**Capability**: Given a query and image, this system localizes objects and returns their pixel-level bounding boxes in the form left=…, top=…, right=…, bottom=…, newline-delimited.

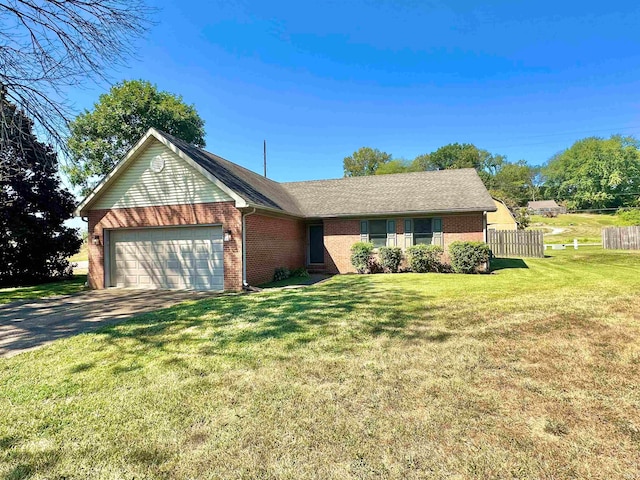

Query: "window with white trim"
left=360, top=219, right=396, bottom=247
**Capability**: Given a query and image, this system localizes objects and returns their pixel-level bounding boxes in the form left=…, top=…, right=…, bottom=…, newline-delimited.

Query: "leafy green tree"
left=543, top=135, right=640, bottom=209
left=375, top=159, right=419, bottom=175
left=488, top=161, right=538, bottom=207
left=414, top=143, right=505, bottom=183
left=343, top=147, right=392, bottom=177
left=0, top=96, right=81, bottom=286
left=65, top=80, right=206, bottom=195
left=427, top=143, right=483, bottom=170
left=411, top=153, right=431, bottom=171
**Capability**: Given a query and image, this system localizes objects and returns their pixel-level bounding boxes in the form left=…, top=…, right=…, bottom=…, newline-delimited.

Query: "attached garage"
left=107, top=226, right=224, bottom=291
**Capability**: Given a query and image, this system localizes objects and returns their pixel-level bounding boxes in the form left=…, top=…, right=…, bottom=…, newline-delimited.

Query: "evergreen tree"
left=0, top=97, right=81, bottom=286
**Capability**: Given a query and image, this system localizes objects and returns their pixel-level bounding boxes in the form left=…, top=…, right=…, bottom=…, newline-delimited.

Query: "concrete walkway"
left=0, top=289, right=216, bottom=358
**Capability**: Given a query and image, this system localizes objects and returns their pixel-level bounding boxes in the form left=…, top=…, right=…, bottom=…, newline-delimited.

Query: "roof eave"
left=301, top=206, right=497, bottom=219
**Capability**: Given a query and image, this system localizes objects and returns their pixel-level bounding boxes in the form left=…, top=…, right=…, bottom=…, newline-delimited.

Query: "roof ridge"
left=281, top=168, right=479, bottom=185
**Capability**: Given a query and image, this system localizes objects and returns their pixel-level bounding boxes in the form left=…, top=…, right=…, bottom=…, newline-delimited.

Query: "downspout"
left=81, top=216, right=89, bottom=287
left=241, top=207, right=257, bottom=288
left=482, top=211, right=488, bottom=243
left=483, top=211, right=490, bottom=272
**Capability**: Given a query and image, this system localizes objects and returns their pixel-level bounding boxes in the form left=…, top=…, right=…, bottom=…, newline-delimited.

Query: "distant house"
left=527, top=200, right=566, bottom=216
left=487, top=199, right=517, bottom=230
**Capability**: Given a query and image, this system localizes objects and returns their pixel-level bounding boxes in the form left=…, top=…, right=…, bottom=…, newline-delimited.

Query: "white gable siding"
left=92, top=139, right=232, bottom=210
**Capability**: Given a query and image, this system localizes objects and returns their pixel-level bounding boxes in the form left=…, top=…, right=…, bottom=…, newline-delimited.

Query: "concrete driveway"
left=0, top=289, right=217, bottom=358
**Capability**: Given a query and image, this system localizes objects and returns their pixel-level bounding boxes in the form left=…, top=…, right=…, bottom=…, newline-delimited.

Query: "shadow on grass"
left=94, top=275, right=447, bottom=364
left=491, top=258, right=529, bottom=271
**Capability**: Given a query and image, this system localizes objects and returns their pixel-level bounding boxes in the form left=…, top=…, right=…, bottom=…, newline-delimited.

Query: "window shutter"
left=404, top=219, right=413, bottom=248
left=386, top=220, right=396, bottom=246
left=432, top=217, right=443, bottom=247
left=360, top=220, right=369, bottom=243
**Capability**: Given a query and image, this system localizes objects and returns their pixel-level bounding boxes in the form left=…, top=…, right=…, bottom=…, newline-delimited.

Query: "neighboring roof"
left=281, top=169, right=496, bottom=217
left=528, top=200, right=560, bottom=209
left=77, top=129, right=497, bottom=218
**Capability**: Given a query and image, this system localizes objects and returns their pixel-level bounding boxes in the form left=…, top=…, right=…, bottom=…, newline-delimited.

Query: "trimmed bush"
left=449, top=241, right=491, bottom=274
left=350, top=242, right=375, bottom=274
left=273, top=267, right=291, bottom=282
left=406, top=244, right=444, bottom=273
left=378, top=246, right=403, bottom=273
left=291, top=267, right=310, bottom=278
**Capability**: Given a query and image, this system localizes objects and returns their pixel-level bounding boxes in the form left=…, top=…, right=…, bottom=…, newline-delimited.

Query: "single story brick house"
left=76, top=128, right=497, bottom=291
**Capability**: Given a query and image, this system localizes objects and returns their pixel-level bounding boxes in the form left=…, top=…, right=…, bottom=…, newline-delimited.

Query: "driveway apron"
left=0, top=289, right=215, bottom=358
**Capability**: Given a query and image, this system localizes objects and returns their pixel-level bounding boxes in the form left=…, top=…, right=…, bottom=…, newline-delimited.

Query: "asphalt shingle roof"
left=281, top=169, right=496, bottom=217
left=159, top=131, right=496, bottom=218
left=527, top=200, right=560, bottom=209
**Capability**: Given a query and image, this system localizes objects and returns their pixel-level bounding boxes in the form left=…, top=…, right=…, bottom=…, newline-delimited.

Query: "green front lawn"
left=1, top=250, right=640, bottom=478
left=0, top=275, right=87, bottom=305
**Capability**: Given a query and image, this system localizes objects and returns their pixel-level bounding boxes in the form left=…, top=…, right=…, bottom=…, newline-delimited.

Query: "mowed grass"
left=529, top=213, right=624, bottom=244
left=2, top=250, right=640, bottom=479
left=0, top=275, right=87, bottom=305
left=69, top=242, right=88, bottom=262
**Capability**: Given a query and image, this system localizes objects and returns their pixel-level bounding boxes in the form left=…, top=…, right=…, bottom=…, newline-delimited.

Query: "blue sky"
left=70, top=0, right=640, bottom=183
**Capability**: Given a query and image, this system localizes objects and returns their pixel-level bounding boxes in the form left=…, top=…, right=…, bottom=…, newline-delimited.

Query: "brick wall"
left=245, top=213, right=306, bottom=286
left=323, top=213, right=485, bottom=273
left=87, top=202, right=242, bottom=291
left=323, top=219, right=361, bottom=273
left=442, top=214, right=484, bottom=249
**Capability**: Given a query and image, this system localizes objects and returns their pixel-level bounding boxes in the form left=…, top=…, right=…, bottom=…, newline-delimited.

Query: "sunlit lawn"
left=69, top=242, right=88, bottom=262
left=0, top=275, right=87, bottom=305
left=1, top=249, right=639, bottom=479
left=529, top=213, right=624, bottom=244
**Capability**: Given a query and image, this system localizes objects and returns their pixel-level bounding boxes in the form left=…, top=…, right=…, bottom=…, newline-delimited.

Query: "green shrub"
left=617, top=208, right=640, bottom=226
left=406, top=244, right=444, bottom=273
left=378, top=246, right=403, bottom=273
left=350, top=242, right=375, bottom=274
left=291, top=267, right=310, bottom=278
left=514, top=207, right=530, bottom=230
left=273, top=267, right=291, bottom=282
left=449, top=241, right=491, bottom=274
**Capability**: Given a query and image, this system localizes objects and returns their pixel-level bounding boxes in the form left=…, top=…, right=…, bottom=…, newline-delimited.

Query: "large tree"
left=0, top=0, right=153, bottom=152
left=343, top=147, right=392, bottom=177
left=411, top=143, right=505, bottom=183
left=65, top=80, right=206, bottom=195
left=543, top=135, right=640, bottom=209
left=488, top=161, right=539, bottom=208
left=0, top=96, right=81, bottom=286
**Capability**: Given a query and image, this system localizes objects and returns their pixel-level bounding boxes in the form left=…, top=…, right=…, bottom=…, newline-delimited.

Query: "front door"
left=309, top=225, right=324, bottom=264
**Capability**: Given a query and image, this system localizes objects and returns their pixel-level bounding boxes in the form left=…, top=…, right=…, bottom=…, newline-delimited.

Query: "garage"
left=108, top=226, right=224, bottom=290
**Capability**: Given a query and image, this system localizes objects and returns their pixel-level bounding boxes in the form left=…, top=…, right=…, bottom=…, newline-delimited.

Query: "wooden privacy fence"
left=602, top=226, right=640, bottom=250
left=487, top=229, right=545, bottom=258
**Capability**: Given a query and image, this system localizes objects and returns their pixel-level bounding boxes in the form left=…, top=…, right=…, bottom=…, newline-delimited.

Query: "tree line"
left=343, top=137, right=640, bottom=211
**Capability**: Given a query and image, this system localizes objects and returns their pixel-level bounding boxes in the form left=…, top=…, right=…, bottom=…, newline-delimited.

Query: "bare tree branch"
left=0, top=0, right=154, bottom=165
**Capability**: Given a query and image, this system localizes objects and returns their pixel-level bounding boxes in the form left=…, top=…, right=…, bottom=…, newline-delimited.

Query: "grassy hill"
left=528, top=213, right=627, bottom=244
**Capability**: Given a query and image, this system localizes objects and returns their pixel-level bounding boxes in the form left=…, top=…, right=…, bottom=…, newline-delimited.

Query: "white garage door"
left=109, top=226, right=224, bottom=290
